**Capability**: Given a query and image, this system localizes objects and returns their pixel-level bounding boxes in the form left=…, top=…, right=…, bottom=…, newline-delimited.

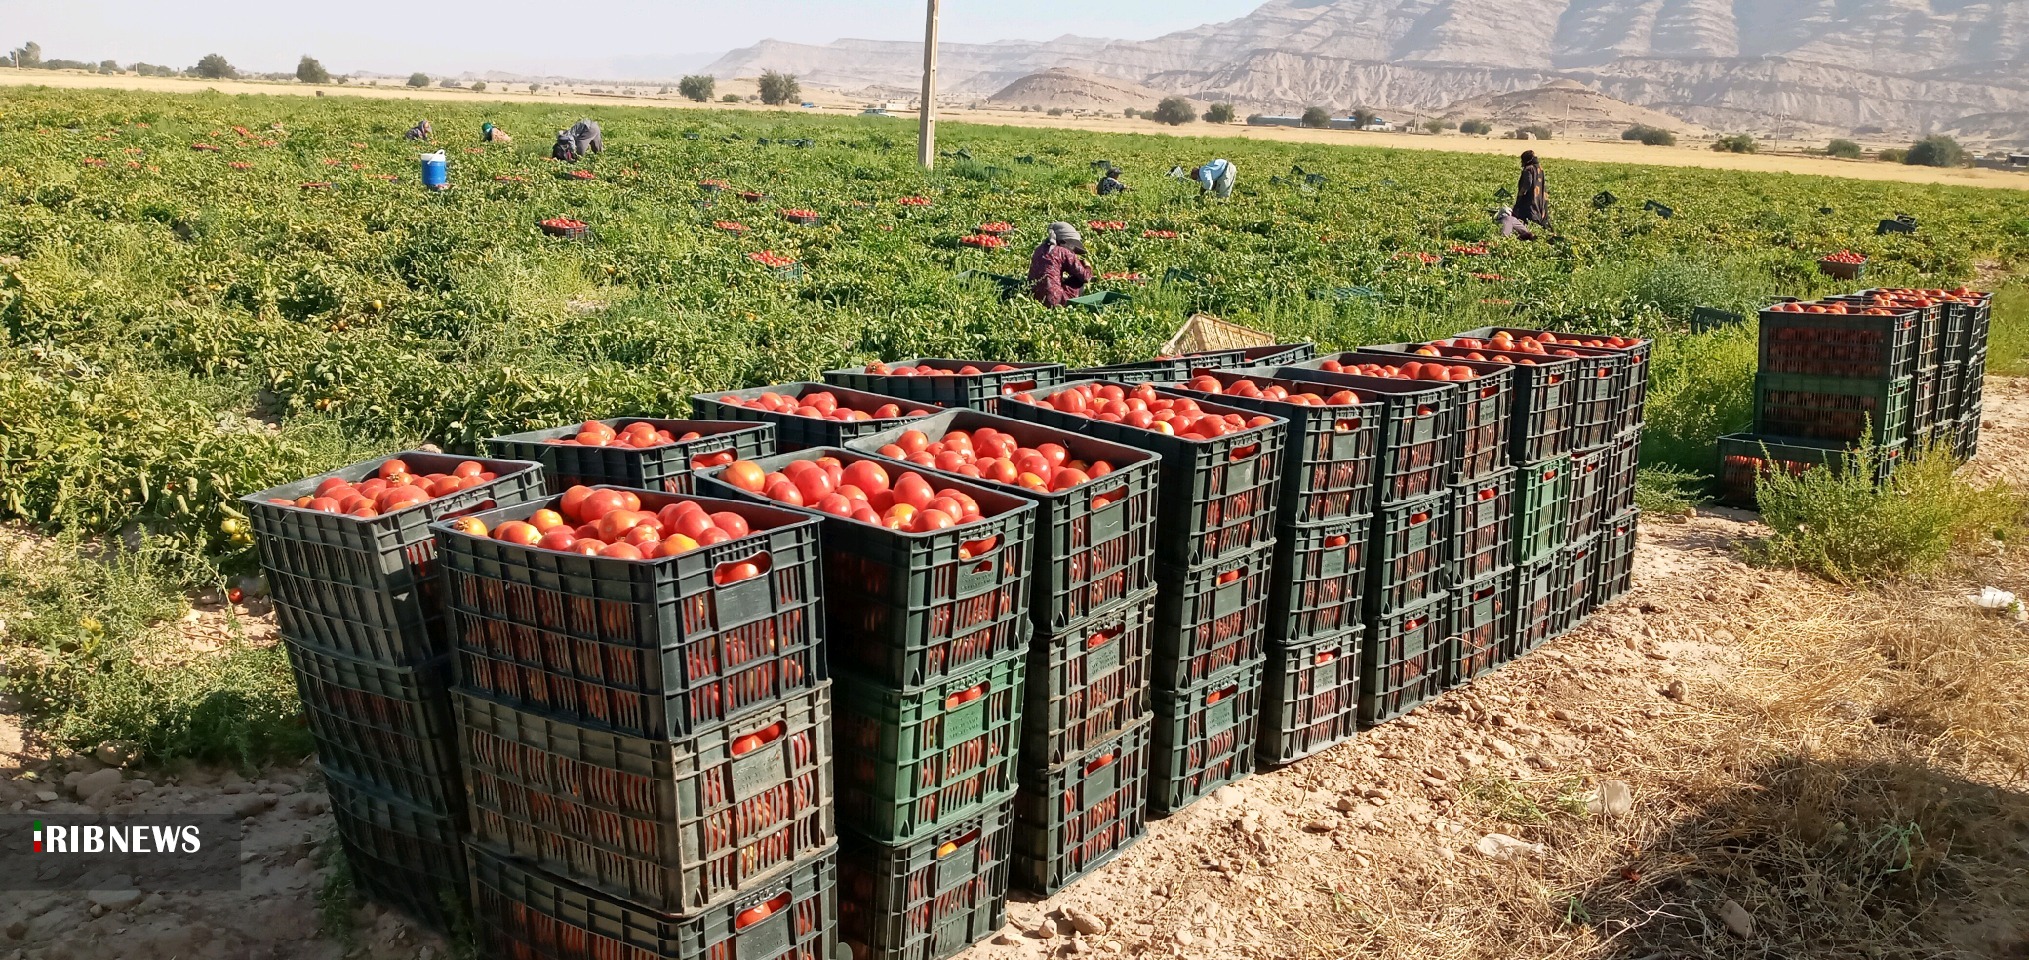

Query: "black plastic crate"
left=835, top=647, right=1024, bottom=844
left=1444, top=329, right=1651, bottom=434
left=1949, top=295, right=1993, bottom=364
left=999, top=381, right=1285, bottom=568
left=1210, top=343, right=1317, bottom=368
left=1419, top=345, right=1610, bottom=451
left=824, top=359, right=1067, bottom=411
left=435, top=489, right=825, bottom=740
left=459, top=685, right=834, bottom=915
left=1513, top=455, right=1569, bottom=566
left=1558, top=533, right=1601, bottom=628
left=839, top=801, right=1013, bottom=960
left=1911, top=368, right=1939, bottom=441
left=846, top=410, right=1157, bottom=635
left=1605, top=428, right=1641, bottom=520
left=1758, top=306, right=1920, bottom=380
left=690, top=382, right=943, bottom=451
left=1754, top=373, right=1912, bottom=447
left=1012, top=719, right=1149, bottom=895
left=1270, top=366, right=1456, bottom=505
left=470, top=841, right=840, bottom=960
left=1287, top=351, right=1516, bottom=482
left=325, top=773, right=469, bottom=933
left=1151, top=544, right=1274, bottom=693
left=1150, top=659, right=1263, bottom=816
left=1023, top=592, right=1153, bottom=770
left=696, top=449, right=1036, bottom=690
left=1450, top=468, right=1516, bottom=584
left=1062, top=354, right=1242, bottom=384
left=1344, top=347, right=1579, bottom=466
left=1359, top=593, right=1449, bottom=726
left=1956, top=411, right=1981, bottom=461
left=1257, top=630, right=1361, bottom=766
left=1593, top=509, right=1639, bottom=609
left=1368, top=491, right=1451, bottom=617
left=1448, top=570, right=1513, bottom=686
left=1267, top=516, right=1370, bottom=646
left=1170, top=370, right=1383, bottom=526
left=1716, top=434, right=1905, bottom=509
left=285, top=639, right=462, bottom=813
left=245, top=451, right=545, bottom=665
left=1830, top=293, right=1939, bottom=369
left=1936, top=361, right=1965, bottom=431
left=486, top=419, right=777, bottom=496
left=1565, top=444, right=1611, bottom=542
left=1508, top=553, right=1568, bottom=659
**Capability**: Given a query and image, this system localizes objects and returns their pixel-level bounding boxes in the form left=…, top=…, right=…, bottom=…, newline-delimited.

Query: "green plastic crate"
left=1023, top=592, right=1153, bottom=770
left=834, top=647, right=1025, bottom=844
left=1368, top=491, right=1451, bottom=617
left=1296, top=350, right=1521, bottom=482
left=1359, top=593, right=1448, bottom=726
left=1753, top=373, right=1912, bottom=447
left=1448, top=570, right=1513, bottom=686
left=1508, top=553, right=1568, bottom=659
left=1257, top=630, right=1362, bottom=766
left=1715, top=434, right=1904, bottom=509
left=1012, top=719, right=1150, bottom=895
left=1513, top=455, right=1570, bottom=565
left=1267, top=516, right=1371, bottom=646
left=1269, top=366, right=1458, bottom=505
left=840, top=801, right=1014, bottom=960
left=1170, top=370, right=1384, bottom=527
left=1151, top=543, right=1275, bottom=692
left=1151, top=658, right=1263, bottom=816
left=1451, top=468, right=1516, bottom=584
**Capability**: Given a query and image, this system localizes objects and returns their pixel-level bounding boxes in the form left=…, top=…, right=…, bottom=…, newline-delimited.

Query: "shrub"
left=1516, top=124, right=1554, bottom=141
left=1152, top=97, right=1197, bottom=126
left=1712, top=134, right=1758, bottom=153
left=98, top=59, right=119, bottom=74
left=679, top=74, right=715, bottom=102
left=1459, top=119, right=1492, bottom=135
left=758, top=70, right=800, bottom=106
left=1877, top=147, right=1908, bottom=163
left=1623, top=124, right=1676, bottom=146
left=407, top=72, right=429, bottom=88
left=1046, top=107, right=1065, bottom=117
left=1351, top=109, right=1377, bottom=130
left=469, top=81, right=485, bottom=92
left=1204, top=103, right=1236, bottom=124
left=1300, top=107, right=1332, bottom=129
left=193, top=53, right=236, bottom=80
left=1750, top=445, right=2023, bottom=583
left=1826, top=138, right=1863, bottom=159
left=1423, top=119, right=1452, bottom=134
left=295, top=55, right=329, bottom=84
left=722, top=93, right=742, bottom=103
left=1904, top=135, right=1966, bottom=168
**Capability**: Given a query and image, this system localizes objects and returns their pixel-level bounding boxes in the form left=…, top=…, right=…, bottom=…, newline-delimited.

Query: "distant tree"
left=1047, top=107, right=1066, bottom=117
left=679, top=75, right=715, bottom=102
left=1904, top=134, right=1965, bottom=167
left=98, top=59, right=119, bottom=74
left=723, top=93, right=743, bottom=103
left=529, top=83, right=542, bottom=93
left=1825, top=138, right=1863, bottom=159
left=1423, top=119, right=1448, bottom=134
left=1204, top=103, right=1236, bottom=124
left=1459, top=118, right=1492, bottom=135
left=1876, top=147, right=1909, bottom=163
left=10, top=42, right=41, bottom=68
left=1300, top=106, right=1332, bottom=129
left=469, top=81, right=485, bottom=92
left=1622, top=124, right=1676, bottom=146
left=758, top=70, right=800, bottom=106
left=408, top=72, right=429, bottom=88
left=1152, top=97, right=1197, bottom=126
left=438, top=78, right=463, bottom=88
left=1712, top=133, right=1757, bottom=153
left=295, top=55, right=329, bottom=84
left=1516, top=124, right=1554, bottom=141
left=1350, top=108, right=1378, bottom=130
left=1245, top=113, right=1265, bottom=125
left=193, top=53, right=236, bottom=79
left=658, top=85, right=672, bottom=95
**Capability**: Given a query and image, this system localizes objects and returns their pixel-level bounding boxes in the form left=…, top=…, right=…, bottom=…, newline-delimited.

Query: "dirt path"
left=1, top=381, right=2023, bottom=960
left=7, top=69, right=2028, bottom=192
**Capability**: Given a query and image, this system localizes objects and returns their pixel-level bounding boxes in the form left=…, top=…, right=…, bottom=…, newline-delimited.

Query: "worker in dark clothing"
left=1512, top=151, right=1550, bottom=229
left=552, top=120, right=603, bottom=162
left=1030, top=222, right=1093, bottom=308
left=403, top=119, right=433, bottom=142
left=1097, top=167, right=1129, bottom=196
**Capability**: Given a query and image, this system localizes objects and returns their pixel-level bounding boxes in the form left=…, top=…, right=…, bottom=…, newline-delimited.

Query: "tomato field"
left=2, top=87, right=2027, bottom=566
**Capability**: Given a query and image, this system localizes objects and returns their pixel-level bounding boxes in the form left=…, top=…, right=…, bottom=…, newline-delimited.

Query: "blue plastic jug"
left=420, top=151, right=448, bottom=190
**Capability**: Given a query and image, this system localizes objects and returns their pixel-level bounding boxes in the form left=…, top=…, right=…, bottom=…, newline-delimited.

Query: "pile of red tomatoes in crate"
left=1010, top=382, right=1276, bottom=439
left=1315, top=357, right=1480, bottom=382
left=1182, top=376, right=1363, bottom=407
left=720, top=457, right=1001, bottom=544
left=268, top=458, right=499, bottom=517
left=872, top=427, right=1124, bottom=498
left=544, top=420, right=709, bottom=450
left=466, top=485, right=763, bottom=568
left=861, top=362, right=1021, bottom=378
left=713, top=389, right=930, bottom=423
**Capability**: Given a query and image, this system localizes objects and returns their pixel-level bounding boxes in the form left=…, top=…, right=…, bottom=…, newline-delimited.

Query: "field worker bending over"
left=481, top=121, right=512, bottom=144
left=1030, top=221, right=1094, bottom=309
left=1512, top=150, right=1550, bottom=229
left=1097, top=167, right=1129, bottom=196
left=404, top=119, right=433, bottom=142
left=1193, top=158, right=1237, bottom=198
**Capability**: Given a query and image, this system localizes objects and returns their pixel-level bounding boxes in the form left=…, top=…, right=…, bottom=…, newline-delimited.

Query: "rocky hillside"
left=986, top=68, right=1170, bottom=111
left=703, top=0, right=2029, bottom=137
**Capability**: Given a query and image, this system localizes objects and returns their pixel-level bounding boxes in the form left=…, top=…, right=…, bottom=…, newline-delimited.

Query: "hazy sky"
left=0, top=1, right=1263, bottom=77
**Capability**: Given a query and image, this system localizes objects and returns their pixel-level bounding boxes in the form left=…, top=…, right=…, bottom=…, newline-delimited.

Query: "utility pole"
left=919, top=0, right=940, bottom=169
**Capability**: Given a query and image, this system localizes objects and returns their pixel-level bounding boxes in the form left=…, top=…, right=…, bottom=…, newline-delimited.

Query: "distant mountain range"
left=700, top=0, right=2029, bottom=141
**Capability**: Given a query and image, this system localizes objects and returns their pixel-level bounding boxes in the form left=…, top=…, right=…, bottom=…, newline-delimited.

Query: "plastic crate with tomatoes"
left=1272, top=364, right=1459, bottom=504
left=1753, top=373, right=1912, bottom=447
left=692, top=383, right=942, bottom=451
left=1565, top=444, right=1612, bottom=543
left=1512, top=455, right=1570, bottom=566
left=1424, top=337, right=1624, bottom=450
left=1447, top=328, right=1651, bottom=435
left=846, top=410, right=1157, bottom=635
left=1149, top=543, right=1276, bottom=693
left=1715, top=434, right=1904, bottom=509
left=1171, top=370, right=1385, bottom=526
left=1508, top=553, right=1568, bottom=659
left=1759, top=300, right=1920, bottom=380
left=434, top=487, right=825, bottom=740
left=832, top=648, right=1024, bottom=844
left=1450, top=468, right=1516, bottom=585
left=1150, top=658, right=1263, bottom=815
left=1021, top=592, right=1153, bottom=770
left=824, top=359, right=1067, bottom=411
left=1447, top=570, right=1513, bottom=686
left=1558, top=533, right=1602, bottom=627
left=1359, top=594, right=1448, bottom=726
left=1063, top=352, right=1246, bottom=385
left=324, top=775, right=469, bottom=933
left=1368, top=492, right=1451, bottom=618
left=1300, top=351, right=1515, bottom=482
left=458, top=684, right=835, bottom=914
left=470, top=842, right=841, bottom=960
left=839, top=802, right=1013, bottom=960
left=1594, top=509, right=1639, bottom=609
left=1000, top=380, right=1286, bottom=568
left=1257, top=629, right=1362, bottom=766
left=1333, top=345, right=1571, bottom=468
left=285, top=640, right=463, bottom=815
left=697, top=449, right=1036, bottom=691
left=1011, top=718, right=1150, bottom=895
left=1265, top=515, right=1371, bottom=647
left=486, top=418, right=776, bottom=496
left=243, top=451, right=545, bottom=665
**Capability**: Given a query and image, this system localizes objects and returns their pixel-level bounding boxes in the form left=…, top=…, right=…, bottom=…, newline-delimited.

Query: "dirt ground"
left=6, top=69, right=2027, bottom=192
left=0, top=375, right=2023, bottom=960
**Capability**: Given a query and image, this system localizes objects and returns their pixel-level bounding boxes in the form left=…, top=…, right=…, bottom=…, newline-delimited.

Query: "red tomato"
left=599, top=542, right=645, bottom=560
left=723, top=461, right=769, bottom=493
left=493, top=521, right=542, bottom=546
left=710, top=512, right=751, bottom=538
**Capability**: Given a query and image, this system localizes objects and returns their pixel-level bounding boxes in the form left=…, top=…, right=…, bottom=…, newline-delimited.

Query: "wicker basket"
left=1161, top=313, right=1278, bottom=356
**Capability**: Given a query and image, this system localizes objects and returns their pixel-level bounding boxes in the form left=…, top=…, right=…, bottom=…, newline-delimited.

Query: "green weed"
left=1987, top=284, right=2027, bottom=376
left=1634, top=464, right=1703, bottom=517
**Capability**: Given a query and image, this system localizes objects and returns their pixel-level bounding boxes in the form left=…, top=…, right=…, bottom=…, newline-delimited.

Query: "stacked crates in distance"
left=999, top=381, right=1285, bottom=817
left=433, top=485, right=844, bottom=957
left=1941, top=289, right=1993, bottom=459
left=841, top=410, right=1161, bottom=896
left=696, top=446, right=1037, bottom=960
left=1170, top=370, right=1381, bottom=766
left=1723, top=294, right=1923, bottom=509
left=485, top=418, right=776, bottom=495
left=242, top=452, right=546, bottom=930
